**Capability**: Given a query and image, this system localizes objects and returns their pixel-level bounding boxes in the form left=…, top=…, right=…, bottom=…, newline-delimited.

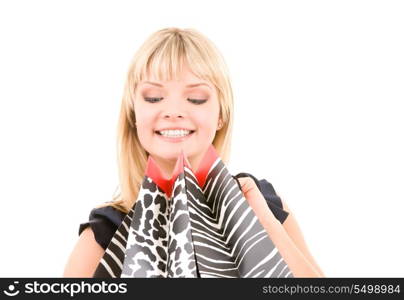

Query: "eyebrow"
left=142, top=81, right=212, bottom=89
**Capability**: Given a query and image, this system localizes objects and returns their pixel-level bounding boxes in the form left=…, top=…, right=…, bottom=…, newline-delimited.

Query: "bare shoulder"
left=63, top=227, right=105, bottom=277
left=277, top=195, right=326, bottom=277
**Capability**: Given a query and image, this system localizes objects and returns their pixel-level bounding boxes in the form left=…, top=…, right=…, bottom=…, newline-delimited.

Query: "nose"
left=162, top=100, right=186, bottom=120
left=160, top=94, right=188, bottom=120
left=164, top=112, right=184, bottom=120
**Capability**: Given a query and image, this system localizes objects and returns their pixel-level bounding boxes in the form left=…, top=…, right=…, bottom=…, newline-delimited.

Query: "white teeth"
left=158, top=129, right=192, bottom=137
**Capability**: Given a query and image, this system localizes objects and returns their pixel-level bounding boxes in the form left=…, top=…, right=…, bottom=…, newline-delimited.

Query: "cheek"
left=193, top=111, right=218, bottom=136
left=134, top=103, right=156, bottom=138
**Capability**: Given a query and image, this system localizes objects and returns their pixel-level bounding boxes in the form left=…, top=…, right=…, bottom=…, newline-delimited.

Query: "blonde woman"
left=63, top=27, right=324, bottom=278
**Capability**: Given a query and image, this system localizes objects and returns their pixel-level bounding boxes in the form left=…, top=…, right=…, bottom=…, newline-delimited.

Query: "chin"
left=158, top=148, right=196, bottom=161
left=153, top=149, right=184, bottom=160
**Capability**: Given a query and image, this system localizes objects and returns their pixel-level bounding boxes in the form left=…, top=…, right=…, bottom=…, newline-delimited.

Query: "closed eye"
left=188, top=98, right=207, bottom=105
left=144, top=97, right=207, bottom=105
left=144, top=97, right=163, bottom=103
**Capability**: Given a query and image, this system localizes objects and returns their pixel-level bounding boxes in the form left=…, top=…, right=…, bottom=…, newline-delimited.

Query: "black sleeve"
left=78, top=206, right=126, bottom=250
left=233, top=172, right=290, bottom=224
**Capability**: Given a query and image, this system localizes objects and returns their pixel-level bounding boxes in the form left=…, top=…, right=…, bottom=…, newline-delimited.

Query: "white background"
left=0, top=0, right=403, bottom=277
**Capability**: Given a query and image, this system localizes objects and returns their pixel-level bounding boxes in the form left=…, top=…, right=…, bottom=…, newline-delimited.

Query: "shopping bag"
left=93, top=144, right=293, bottom=278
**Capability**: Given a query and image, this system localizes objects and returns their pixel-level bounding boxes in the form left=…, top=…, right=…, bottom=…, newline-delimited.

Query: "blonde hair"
left=97, top=27, right=234, bottom=214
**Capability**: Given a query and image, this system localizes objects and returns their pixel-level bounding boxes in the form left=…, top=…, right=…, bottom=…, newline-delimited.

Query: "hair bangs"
left=135, top=34, right=215, bottom=86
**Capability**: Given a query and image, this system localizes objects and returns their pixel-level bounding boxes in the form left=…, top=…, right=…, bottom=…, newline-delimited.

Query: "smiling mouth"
left=154, top=130, right=196, bottom=138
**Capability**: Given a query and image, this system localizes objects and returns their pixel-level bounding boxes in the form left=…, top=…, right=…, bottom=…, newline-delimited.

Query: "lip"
left=154, top=130, right=195, bottom=143
left=155, top=127, right=195, bottom=131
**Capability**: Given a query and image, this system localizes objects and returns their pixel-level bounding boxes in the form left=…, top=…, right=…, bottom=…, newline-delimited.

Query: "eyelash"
left=144, top=97, right=207, bottom=105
